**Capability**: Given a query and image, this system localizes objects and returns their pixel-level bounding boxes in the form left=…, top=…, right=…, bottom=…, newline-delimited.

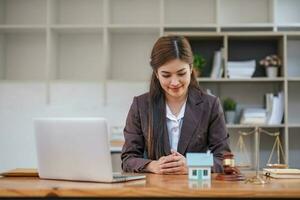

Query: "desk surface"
left=0, top=172, right=300, bottom=198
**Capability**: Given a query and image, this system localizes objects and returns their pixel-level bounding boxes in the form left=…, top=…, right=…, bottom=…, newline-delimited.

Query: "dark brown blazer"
left=121, top=87, right=231, bottom=173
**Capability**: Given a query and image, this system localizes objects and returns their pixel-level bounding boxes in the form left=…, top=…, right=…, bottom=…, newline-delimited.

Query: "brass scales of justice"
left=235, top=127, right=288, bottom=184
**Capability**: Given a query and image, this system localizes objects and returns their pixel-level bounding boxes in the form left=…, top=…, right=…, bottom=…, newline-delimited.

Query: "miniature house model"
left=187, top=151, right=213, bottom=180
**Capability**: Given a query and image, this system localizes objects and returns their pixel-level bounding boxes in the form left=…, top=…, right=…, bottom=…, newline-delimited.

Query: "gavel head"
left=223, top=152, right=235, bottom=168
left=222, top=152, right=241, bottom=175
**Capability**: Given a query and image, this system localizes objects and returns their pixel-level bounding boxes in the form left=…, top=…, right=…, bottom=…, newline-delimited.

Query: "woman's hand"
left=145, top=150, right=188, bottom=174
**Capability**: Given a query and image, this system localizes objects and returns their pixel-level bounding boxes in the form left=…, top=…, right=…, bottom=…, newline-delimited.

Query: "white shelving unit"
left=288, top=82, right=300, bottom=124
left=1, top=0, right=300, bottom=171
left=109, top=0, right=160, bottom=25
left=219, top=0, right=273, bottom=25
left=50, top=0, right=104, bottom=25
left=108, top=29, right=158, bottom=81
left=275, top=0, right=300, bottom=26
left=0, top=0, right=47, bottom=25
left=287, top=35, right=300, bottom=77
left=164, top=0, right=216, bottom=26
left=49, top=28, right=104, bottom=81
left=0, top=29, right=47, bottom=81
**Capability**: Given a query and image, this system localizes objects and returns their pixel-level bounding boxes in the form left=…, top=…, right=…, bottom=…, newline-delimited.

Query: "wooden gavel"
left=215, top=152, right=245, bottom=181
left=223, top=152, right=241, bottom=175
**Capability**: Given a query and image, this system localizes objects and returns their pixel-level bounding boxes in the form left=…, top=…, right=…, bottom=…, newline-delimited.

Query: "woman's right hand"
left=145, top=152, right=187, bottom=174
left=145, top=156, right=171, bottom=174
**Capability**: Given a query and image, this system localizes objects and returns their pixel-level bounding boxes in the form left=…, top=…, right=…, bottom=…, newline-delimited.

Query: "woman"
left=121, top=35, right=230, bottom=174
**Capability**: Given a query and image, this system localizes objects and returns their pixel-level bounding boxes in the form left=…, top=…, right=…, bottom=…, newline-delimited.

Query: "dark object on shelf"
left=215, top=152, right=246, bottom=181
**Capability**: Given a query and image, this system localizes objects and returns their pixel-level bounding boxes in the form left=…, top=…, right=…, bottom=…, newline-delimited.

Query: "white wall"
left=0, top=81, right=148, bottom=172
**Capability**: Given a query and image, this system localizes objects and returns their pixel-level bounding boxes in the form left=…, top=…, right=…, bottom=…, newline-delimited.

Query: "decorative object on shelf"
left=260, top=129, right=288, bottom=169
left=215, top=152, right=246, bottom=181
left=259, top=55, right=282, bottom=78
left=186, top=151, right=213, bottom=181
left=193, top=53, right=206, bottom=77
left=234, top=131, right=252, bottom=168
left=223, top=97, right=237, bottom=124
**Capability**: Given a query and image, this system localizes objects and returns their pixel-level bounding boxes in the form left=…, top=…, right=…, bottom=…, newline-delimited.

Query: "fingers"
left=171, top=149, right=182, bottom=156
left=161, top=166, right=183, bottom=174
left=163, top=163, right=188, bottom=175
left=159, top=154, right=180, bottom=164
left=159, top=159, right=188, bottom=175
left=160, top=155, right=174, bottom=163
left=155, top=153, right=188, bottom=175
left=161, top=160, right=183, bottom=169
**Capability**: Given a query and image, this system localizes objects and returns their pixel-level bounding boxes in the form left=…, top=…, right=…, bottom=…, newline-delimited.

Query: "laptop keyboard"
left=113, top=172, right=127, bottom=179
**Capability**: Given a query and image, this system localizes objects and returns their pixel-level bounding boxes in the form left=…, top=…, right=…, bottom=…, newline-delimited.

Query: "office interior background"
left=1, top=0, right=300, bottom=172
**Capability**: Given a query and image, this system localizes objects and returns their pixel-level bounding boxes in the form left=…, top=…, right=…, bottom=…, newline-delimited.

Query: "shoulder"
left=134, top=92, right=149, bottom=102
left=202, top=91, right=219, bottom=105
left=130, top=92, right=150, bottom=113
left=133, top=92, right=149, bottom=106
left=189, top=87, right=219, bottom=105
left=188, top=87, right=222, bottom=114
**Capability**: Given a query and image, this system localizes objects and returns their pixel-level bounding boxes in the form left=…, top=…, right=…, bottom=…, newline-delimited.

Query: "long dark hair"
left=147, top=35, right=200, bottom=160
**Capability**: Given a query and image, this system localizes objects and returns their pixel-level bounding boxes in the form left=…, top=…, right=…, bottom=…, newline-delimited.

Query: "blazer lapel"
left=177, top=88, right=204, bottom=155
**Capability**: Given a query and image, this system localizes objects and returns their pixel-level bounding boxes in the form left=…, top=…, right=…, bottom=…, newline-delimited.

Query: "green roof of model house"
left=186, top=152, right=213, bottom=167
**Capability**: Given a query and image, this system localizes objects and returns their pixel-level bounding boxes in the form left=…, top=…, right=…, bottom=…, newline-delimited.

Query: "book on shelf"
left=263, top=168, right=300, bottom=179
left=227, top=60, right=256, bottom=79
left=240, top=108, right=267, bottom=124
left=210, top=49, right=223, bottom=79
left=265, top=93, right=274, bottom=121
left=267, top=91, right=284, bottom=125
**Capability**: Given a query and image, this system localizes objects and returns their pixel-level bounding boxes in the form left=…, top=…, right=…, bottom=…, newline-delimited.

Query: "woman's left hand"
left=160, top=150, right=188, bottom=175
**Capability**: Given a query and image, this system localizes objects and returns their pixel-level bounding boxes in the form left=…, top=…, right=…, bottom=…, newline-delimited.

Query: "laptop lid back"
left=35, top=118, right=114, bottom=182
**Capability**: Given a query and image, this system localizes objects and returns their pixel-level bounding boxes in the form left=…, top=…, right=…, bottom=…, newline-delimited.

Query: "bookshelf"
left=50, top=0, right=104, bottom=25
left=164, top=0, right=216, bottom=27
left=49, top=28, right=104, bottom=81
left=0, top=29, right=47, bottom=81
left=109, top=0, right=160, bottom=25
left=179, top=32, right=288, bottom=168
left=275, top=0, right=300, bottom=26
left=218, top=0, right=273, bottom=25
left=1, top=0, right=300, bottom=172
left=0, top=0, right=47, bottom=25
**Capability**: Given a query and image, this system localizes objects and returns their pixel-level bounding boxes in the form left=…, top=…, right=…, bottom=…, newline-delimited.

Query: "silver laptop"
left=34, top=118, right=145, bottom=183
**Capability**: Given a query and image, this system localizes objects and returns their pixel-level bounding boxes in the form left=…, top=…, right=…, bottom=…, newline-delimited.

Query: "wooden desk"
left=0, top=173, right=300, bottom=199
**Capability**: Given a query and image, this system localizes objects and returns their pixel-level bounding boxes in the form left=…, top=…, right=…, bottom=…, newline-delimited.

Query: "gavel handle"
left=224, top=166, right=241, bottom=175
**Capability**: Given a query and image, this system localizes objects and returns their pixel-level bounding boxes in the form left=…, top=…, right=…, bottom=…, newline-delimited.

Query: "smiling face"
left=156, top=59, right=192, bottom=102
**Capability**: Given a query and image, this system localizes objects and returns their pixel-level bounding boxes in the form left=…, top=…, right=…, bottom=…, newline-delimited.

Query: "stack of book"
left=227, top=60, right=256, bottom=78
left=240, top=108, right=267, bottom=124
left=263, top=168, right=300, bottom=179
left=239, top=91, right=284, bottom=125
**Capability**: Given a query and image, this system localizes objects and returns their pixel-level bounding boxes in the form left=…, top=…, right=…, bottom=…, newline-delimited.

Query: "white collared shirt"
left=166, top=101, right=187, bottom=152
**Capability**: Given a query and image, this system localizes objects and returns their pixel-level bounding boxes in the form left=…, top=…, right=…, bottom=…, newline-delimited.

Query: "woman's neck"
left=165, top=91, right=188, bottom=116
left=165, top=90, right=188, bottom=105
